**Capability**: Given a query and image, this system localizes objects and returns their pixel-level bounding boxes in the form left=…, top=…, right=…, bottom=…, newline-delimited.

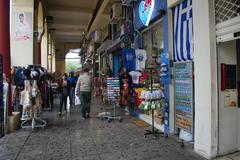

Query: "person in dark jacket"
left=67, top=72, right=77, bottom=107
left=57, top=74, right=68, bottom=116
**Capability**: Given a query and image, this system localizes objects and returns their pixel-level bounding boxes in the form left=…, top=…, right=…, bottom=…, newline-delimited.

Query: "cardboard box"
left=8, top=112, right=20, bottom=132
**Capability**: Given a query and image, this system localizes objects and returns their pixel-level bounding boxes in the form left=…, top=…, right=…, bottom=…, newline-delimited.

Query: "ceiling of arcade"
left=47, top=0, right=98, bottom=59
left=47, top=0, right=98, bottom=43
left=46, top=0, right=120, bottom=58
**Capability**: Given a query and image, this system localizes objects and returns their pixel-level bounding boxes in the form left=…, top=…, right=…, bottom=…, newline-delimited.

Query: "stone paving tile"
left=73, top=155, right=101, bottom=160
left=17, top=153, right=44, bottom=160
left=99, top=151, right=131, bottom=160
left=0, top=98, right=207, bottom=160
left=71, top=144, right=98, bottom=157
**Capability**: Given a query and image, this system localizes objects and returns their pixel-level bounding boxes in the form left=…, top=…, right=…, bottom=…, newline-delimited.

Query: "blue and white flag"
left=173, top=0, right=194, bottom=62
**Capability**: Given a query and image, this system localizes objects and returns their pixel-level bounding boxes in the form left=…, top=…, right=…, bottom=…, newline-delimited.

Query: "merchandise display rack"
left=144, top=68, right=165, bottom=139
left=21, top=117, right=46, bottom=130
left=106, top=77, right=122, bottom=123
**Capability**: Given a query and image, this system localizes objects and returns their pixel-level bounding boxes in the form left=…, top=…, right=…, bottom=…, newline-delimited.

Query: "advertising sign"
left=174, top=61, right=193, bottom=133
left=224, top=89, right=237, bottom=107
left=159, top=53, right=170, bottom=84
left=134, top=0, right=167, bottom=29
left=14, top=12, right=32, bottom=41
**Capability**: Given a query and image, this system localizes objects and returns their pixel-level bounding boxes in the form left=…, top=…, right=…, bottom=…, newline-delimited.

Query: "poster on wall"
left=14, top=12, right=32, bottom=41
left=224, top=89, right=237, bottom=107
left=174, top=61, right=193, bottom=133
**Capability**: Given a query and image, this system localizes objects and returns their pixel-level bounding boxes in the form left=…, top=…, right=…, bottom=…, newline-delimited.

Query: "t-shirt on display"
left=135, top=49, right=147, bottom=71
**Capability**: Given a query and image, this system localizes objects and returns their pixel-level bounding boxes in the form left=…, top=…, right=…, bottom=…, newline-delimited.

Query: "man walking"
left=75, top=68, right=92, bottom=119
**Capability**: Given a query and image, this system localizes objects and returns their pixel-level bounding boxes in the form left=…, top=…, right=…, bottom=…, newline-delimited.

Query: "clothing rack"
left=20, top=80, right=46, bottom=130
left=144, top=68, right=164, bottom=139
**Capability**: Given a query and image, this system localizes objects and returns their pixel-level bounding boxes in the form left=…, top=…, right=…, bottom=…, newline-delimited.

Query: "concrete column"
left=36, top=41, right=41, bottom=64
left=0, top=0, right=12, bottom=115
left=0, top=0, right=11, bottom=78
left=193, top=0, right=218, bottom=159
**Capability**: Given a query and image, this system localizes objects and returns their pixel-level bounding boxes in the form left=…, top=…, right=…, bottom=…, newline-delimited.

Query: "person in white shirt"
left=75, top=68, right=92, bottom=119
left=15, top=13, right=31, bottom=41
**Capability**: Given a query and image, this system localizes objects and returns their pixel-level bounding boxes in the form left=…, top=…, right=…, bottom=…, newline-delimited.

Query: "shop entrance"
left=217, top=39, right=240, bottom=155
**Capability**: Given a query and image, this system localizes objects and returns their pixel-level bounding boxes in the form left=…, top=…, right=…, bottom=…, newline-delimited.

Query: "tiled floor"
left=0, top=98, right=206, bottom=160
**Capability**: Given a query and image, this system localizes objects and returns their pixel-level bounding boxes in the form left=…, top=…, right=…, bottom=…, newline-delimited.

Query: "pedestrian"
left=75, top=68, right=92, bottom=119
left=57, top=74, right=68, bottom=116
left=67, top=72, right=77, bottom=107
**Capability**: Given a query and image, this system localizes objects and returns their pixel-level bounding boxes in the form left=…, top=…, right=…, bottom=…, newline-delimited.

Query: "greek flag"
left=173, top=0, right=194, bottom=62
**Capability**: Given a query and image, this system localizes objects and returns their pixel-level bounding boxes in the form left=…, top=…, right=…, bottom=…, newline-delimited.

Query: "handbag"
left=75, top=95, right=81, bottom=105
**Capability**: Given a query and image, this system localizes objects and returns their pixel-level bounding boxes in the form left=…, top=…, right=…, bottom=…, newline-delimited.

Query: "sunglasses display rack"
left=106, top=77, right=122, bottom=123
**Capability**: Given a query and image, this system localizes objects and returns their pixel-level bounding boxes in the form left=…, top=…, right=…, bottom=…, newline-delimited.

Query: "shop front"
left=170, top=0, right=194, bottom=142
left=133, top=0, right=170, bottom=133
left=214, top=0, right=240, bottom=156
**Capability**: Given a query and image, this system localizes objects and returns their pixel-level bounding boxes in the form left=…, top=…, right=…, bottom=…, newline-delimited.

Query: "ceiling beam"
left=55, top=31, right=82, bottom=36
left=48, top=4, right=94, bottom=13
left=55, top=28, right=85, bottom=32
left=50, top=23, right=86, bottom=29
left=53, top=17, right=90, bottom=26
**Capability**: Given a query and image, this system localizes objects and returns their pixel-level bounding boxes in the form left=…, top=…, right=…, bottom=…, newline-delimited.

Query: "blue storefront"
left=133, top=0, right=170, bottom=133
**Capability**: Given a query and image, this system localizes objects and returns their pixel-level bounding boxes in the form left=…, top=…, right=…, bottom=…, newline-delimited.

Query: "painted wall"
left=168, top=0, right=181, bottom=8
left=11, top=0, right=34, bottom=67
left=218, top=40, right=238, bottom=155
left=193, top=0, right=218, bottom=159
left=55, top=59, right=65, bottom=74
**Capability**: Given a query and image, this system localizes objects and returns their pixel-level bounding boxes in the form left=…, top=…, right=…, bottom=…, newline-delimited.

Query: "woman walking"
left=58, top=74, right=68, bottom=116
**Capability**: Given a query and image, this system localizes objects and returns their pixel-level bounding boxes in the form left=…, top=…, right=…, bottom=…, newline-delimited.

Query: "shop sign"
left=135, top=0, right=166, bottom=29
left=159, top=53, right=170, bottom=84
left=174, top=61, right=193, bottom=134
left=139, top=0, right=155, bottom=26
left=224, top=89, right=237, bottom=107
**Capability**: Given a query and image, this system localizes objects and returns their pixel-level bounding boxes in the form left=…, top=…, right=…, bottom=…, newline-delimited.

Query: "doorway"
left=218, top=39, right=240, bottom=155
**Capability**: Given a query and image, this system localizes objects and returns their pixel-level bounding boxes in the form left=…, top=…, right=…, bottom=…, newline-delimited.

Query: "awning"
left=97, top=38, right=121, bottom=55
left=97, top=40, right=112, bottom=54
left=106, top=38, right=121, bottom=53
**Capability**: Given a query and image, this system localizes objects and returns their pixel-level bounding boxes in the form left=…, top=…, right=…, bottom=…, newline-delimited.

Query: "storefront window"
left=142, top=22, right=164, bottom=67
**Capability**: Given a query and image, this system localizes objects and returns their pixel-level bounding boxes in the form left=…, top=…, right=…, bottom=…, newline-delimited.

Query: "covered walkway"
left=0, top=98, right=205, bottom=160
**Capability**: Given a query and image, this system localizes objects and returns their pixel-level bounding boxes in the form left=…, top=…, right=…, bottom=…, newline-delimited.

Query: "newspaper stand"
left=106, top=77, right=122, bottom=123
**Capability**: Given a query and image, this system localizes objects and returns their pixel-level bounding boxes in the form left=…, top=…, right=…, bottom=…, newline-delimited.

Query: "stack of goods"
left=139, top=89, right=165, bottom=111
left=107, top=78, right=120, bottom=101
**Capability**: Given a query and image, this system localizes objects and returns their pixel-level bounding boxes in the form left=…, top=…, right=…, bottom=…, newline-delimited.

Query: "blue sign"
left=134, top=0, right=167, bottom=29
left=139, top=0, right=155, bottom=26
left=174, top=61, right=194, bottom=134
left=159, top=53, right=170, bottom=84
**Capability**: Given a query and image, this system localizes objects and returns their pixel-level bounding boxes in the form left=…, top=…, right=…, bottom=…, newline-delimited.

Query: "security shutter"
left=215, top=0, right=240, bottom=42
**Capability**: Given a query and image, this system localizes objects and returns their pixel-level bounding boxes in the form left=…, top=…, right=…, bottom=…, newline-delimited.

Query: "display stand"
left=21, top=80, right=46, bottom=130
left=21, top=117, right=46, bottom=129
left=144, top=68, right=164, bottom=139
left=106, top=77, right=122, bottom=122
